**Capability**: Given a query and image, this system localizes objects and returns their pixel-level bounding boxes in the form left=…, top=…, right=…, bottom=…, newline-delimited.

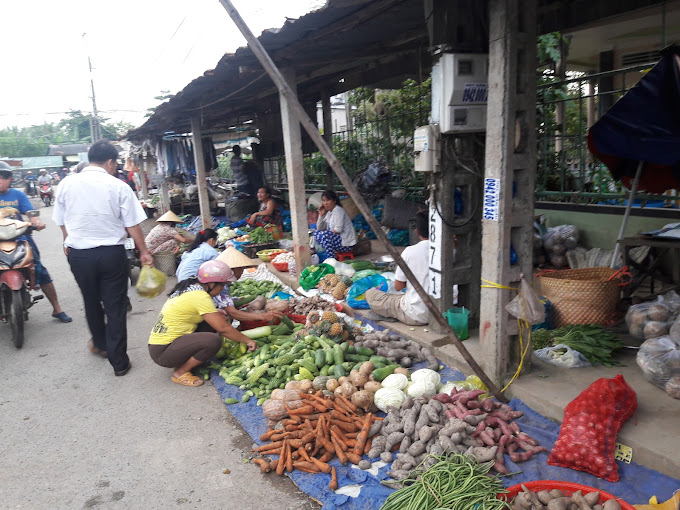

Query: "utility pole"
left=83, top=33, right=101, bottom=142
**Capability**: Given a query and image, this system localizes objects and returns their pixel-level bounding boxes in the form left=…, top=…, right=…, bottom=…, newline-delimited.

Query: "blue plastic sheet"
left=211, top=316, right=680, bottom=508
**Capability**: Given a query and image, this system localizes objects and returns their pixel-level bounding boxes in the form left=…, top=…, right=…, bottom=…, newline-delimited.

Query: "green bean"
left=380, top=454, right=510, bottom=510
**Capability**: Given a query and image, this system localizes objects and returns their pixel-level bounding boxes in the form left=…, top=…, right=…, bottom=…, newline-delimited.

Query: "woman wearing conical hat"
left=144, top=210, right=190, bottom=254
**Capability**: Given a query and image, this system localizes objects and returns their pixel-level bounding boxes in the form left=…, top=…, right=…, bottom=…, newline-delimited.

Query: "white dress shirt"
left=395, top=239, right=430, bottom=323
left=52, top=166, right=147, bottom=249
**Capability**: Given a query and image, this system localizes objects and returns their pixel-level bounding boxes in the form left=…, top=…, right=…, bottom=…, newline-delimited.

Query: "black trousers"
left=68, top=245, right=129, bottom=372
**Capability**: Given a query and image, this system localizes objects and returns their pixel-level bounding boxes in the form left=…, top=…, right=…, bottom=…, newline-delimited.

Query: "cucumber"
left=340, top=341, right=349, bottom=352
left=346, top=345, right=356, bottom=354
left=319, top=365, right=330, bottom=376
left=333, top=364, right=347, bottom=378
left=224, top=398, right=239, bottom=404
left=345, top=353, right=370, bottom=362
left=315, top=349, right=326, bottom=368
left=369, top=355, right=390, bottom=365
left=355, top=347, right=374, bottom=357
left=325, top=348, right=334, bottom=365
left=372, top=365, right=398, bottom=382
left=333, top=344, right=344, bottom=366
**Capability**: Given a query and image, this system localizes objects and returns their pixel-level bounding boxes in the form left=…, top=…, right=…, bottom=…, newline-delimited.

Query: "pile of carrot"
left=251, top=391, right=382, bottom=491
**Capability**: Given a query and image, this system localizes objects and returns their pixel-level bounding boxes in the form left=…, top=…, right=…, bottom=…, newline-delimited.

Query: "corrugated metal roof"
left=17, top=156, right=64, bottom=169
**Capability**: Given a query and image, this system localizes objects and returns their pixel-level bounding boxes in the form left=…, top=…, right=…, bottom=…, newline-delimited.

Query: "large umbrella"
left=587, top=45, right=680, bottom=266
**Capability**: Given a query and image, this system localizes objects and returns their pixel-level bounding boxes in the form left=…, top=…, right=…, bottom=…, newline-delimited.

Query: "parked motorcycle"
left=125, top=237, right=141, bottom=279
left=0, top=208, right=44, bottom=348
left=39, top=183, right=53, bottom=207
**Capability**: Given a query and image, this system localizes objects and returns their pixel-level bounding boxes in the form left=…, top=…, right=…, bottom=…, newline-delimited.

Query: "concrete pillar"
left=280, top=67, right=311, bottom=270
left=479, top=0, right=537, bottom=385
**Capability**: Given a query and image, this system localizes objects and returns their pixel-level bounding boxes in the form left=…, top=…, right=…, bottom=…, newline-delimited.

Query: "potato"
left=326, top=378, right=340, bottom=392
left=670, top=320, right=680, bottom=343
left=338, top=376, right=348, bottom=385
left=359, top=361, right=375, bottom=375
left=647, top=304, right=670, bottom=322
left=349, top=371, right=369, bottom=388
left=393, top=367, right=410, bottom=377
left=364, top=381, right=382, bottom=393
left=351, top=390, right=374, bottom=411
left=643, top=321, right=669, bottom=339
left=339, top=380, right=356, bottom=398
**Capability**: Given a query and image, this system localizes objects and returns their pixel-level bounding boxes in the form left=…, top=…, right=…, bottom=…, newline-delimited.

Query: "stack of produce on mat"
left=271, top=251, right=295, bottom=269
left=252, top=392, right=382, bottom=486
left=288, top=296, right=338, bottom=314
left=247, top=226, right=274, bottom=244
left=297, top=310, right=361, bottom=342
left=355, top=330, right=440, bottom=370
left=216, top=226, right=238, bottom=244
left=234, top=295, right=290, bottom=314
left=625, top=292, right=680, bottom=341
left=503, top=484, right=626, bottom=510
left=531, top=324, right=623, bottom=367
left=380, top=453, right=509, bottom=510
left=230, top=279, right=283, bottom=302
left=317, top=273, right=354, bottom=300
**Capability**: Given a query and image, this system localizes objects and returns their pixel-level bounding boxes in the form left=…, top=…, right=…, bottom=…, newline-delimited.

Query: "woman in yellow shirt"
left=149, top=260, right=256, bottom=387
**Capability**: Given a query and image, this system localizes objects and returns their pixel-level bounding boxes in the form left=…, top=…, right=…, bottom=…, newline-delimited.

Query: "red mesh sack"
left=547, top=374, right=637, bottom=482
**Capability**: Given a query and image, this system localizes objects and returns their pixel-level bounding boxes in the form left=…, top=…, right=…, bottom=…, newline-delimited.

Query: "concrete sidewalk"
left=0, top=203, right=316, bottom=509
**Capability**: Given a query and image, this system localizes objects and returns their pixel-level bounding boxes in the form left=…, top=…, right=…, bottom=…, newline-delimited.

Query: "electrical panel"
left=414, top=124, right=440, bottom=172
left=439, top=53, right=488, bottom=133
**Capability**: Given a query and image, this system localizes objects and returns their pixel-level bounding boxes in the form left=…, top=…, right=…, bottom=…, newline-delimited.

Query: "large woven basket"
left=153, top=252, right=177, bottom=276
left=538, top=267, right=623, bottom=327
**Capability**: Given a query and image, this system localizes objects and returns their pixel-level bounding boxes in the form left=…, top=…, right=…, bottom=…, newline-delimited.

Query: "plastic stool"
left=336, top=251, right=355, bottom=262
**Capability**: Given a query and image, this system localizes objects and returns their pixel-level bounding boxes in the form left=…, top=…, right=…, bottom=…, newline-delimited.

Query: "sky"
left=0, top=0, right=325, bottom=132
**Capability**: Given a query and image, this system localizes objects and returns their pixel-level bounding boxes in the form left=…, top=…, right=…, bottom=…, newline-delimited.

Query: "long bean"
left=380, top=454, right=510, bottom=510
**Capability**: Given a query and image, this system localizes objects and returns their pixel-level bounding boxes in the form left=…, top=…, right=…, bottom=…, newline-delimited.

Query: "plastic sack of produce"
left=636, top=335, right=680, bottom=398
left=533, top=344, right=592, bottom=368
left=135, top=266, right=167, bottom=298
left=625, top=298, right=676, bottom=340
left=323, top=258, right=356, bottom=278
left=347, top=274, right=387, bottom=309
left=300, top=263, right=334, bottom=291
left=542, top=224, right=579, bottom=268
left=548, top=374, right=637, bottom=481
left=352, top=269, right=380, bottom=282
left=505, top=276, right=546, bottom=325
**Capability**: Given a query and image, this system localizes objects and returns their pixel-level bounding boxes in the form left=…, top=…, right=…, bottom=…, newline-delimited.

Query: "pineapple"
left=329, top=322, right=344, bottom=337
left=332, top=282, right=348, bottom=300
left=321, top=311, right=338, bottom=323
left=341, top=329, right=350, bottom=341
left=338, top=275, right=353, bottom=287
left=308, top=311, right=320, bottom=324
left=320, top=321, right=333, bottom=334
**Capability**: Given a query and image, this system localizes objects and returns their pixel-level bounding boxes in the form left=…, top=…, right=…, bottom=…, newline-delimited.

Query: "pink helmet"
left=197, top=260, right=236, bottom=283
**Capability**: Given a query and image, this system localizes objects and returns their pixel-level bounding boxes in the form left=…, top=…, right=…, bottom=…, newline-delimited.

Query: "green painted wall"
left=535, top=209, right=672, bottom=250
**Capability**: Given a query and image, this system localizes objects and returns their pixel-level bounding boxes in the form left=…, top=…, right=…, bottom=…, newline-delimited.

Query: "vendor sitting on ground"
left=148, top=260, right=257, bottom=387
left=145, top=211, right=190, bottom=254
left=177, top=237, right=281, bottom=324
left=246, top=186, right=281, bottom=228
left=312, top=190, right=356, bottom=260
left=365, top=210, right=429, bottom=326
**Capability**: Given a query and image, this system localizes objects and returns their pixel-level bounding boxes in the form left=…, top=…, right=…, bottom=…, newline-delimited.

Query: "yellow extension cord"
left=481, top=279, right=531, bottom=393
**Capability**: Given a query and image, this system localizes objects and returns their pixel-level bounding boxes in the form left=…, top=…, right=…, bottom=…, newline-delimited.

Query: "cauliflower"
left=373, top=388, right=407, bottom=412
left=380, top=373, right=409, bottom=391
left=410, top=368, right=441, bottom=387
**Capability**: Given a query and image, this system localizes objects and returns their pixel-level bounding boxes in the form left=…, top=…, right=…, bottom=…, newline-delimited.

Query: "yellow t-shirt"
left=149, top=290, right=217, bottom=345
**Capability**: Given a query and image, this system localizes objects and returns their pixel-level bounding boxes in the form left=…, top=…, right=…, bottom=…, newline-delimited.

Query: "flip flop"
left=172, top=372, right=204, bottom=387
left=52, top=312, right=73, bottom=323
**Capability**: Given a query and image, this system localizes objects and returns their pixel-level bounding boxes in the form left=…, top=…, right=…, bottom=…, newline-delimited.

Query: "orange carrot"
left=253, top=458, right=271, bottom=473
left=346, top=439, right=358, bottom=448
left=298, top=447, right=311, bottom=462
left=345, top=431, right=360, bottom=439
left=346, top=452, right=363, bottom=465
left=337, top=395, right=359, bottom=413
left=318, top=436, right=335, bottom=454
left=293, top=461, right=320, bottom=473
left=309, top=456, right=332, bottom=474
left=318, top=450, right=334, bottom=463
left=285, top=440, right=294, bottom=472
left=257, top=440, right=284, bottom=452
left=330, top=410, right=353, bottom=423
left=288, top=439, right=303, bottom=450
left=330, top=425, right=350, bottom=444
left=288, top=405, right=315, bottom=415
left=269, top=459, right=279, bottom=471
left=331, top=436, right=348, bottom=465
left=260, top=429, right=278, bottom=441
left=276, top=440, right=287, bottom=475
left=353, top=413, right=372, bottom=455
left=329, top=467, right=338, bottom=490
left=333, top=420, right=358, bottom=434
left=363, top=437, right=373, bottom=455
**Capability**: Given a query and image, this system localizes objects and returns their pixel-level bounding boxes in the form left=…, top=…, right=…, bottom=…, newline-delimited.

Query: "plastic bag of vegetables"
left=347, top=274, right=387, bottom=309
left=135, top=265, right=167, bottom=298
left=636, top=335, right=680, bottom=396
left=533, top=343, right=592, bottom=368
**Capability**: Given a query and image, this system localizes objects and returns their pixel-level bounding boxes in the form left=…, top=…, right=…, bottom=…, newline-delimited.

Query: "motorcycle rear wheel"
left=10, top=289, right=24, bottom=348
left=42, top=197, right=51, bottom=207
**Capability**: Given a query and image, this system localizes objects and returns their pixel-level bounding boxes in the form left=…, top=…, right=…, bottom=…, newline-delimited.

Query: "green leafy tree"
left=145, top=90, right=174, bottom=118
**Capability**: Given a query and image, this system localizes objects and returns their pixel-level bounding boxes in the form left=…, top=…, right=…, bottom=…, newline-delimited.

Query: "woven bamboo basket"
left=538, top=267, right=624, bottom=327
left=153, top=252, right=177, bottom=276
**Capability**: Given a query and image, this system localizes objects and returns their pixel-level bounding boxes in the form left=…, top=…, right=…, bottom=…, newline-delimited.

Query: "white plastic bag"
left=505, top=276, right=545, bottom=325
left=324, top=258, right=356, bottom=278
left=533, top=344, right=592, bottom=368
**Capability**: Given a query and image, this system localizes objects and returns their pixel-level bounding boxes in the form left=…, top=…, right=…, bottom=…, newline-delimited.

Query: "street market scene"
left=1, top=0, right=680, bottom=509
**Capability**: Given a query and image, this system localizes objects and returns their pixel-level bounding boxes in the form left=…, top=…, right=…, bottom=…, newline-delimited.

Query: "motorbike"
left=0, top=208, right=44, bottom=348
left=25, top=181, right=38, bottom=197
left=39, top=183, right=53, bottom=207
left=125, top=237, right=141, bottom=278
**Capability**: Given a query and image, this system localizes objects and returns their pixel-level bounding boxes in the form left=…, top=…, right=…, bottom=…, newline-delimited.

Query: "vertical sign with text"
left=483, top=178, right=500, bottom=221
left=428, top=202, right=442, bottom=299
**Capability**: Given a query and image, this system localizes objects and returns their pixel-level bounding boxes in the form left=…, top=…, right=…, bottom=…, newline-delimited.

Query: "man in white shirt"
left=365, top=210, right=430, bottom=325
left=53, top=140, right=153, bottom=377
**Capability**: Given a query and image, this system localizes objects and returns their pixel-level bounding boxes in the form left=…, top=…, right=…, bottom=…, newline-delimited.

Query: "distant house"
left=48, top=143, right=90, bottom=167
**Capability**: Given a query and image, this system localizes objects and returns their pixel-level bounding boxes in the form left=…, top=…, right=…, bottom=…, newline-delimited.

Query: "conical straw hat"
left=156, top=210, right=182, bottom=223
left=217, top=246, right=257, bottom=268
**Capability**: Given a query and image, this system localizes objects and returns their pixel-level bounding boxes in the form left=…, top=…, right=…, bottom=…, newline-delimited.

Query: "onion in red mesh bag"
left=547, top=375, right=637, bottom=482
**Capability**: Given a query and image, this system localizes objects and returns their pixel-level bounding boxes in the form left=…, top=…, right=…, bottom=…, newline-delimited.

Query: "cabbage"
left=405, top=379, right=437, bottom=398
left=373, top=388, right=407, bottom=412
left=381, top=373, right=408, bottom=391
left=410, top=368, right=441, bottom=387
left=439, top=381, right=466, bottom=396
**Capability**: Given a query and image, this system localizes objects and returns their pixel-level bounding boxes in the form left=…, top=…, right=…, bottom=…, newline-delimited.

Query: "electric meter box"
left=413, top=124, right=440, bottom=172
left=438, top=53, right=488, bottom=133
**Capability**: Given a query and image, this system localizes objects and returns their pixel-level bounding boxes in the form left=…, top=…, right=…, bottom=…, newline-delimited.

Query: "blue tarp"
left=211, top=321, right=680, bottom=508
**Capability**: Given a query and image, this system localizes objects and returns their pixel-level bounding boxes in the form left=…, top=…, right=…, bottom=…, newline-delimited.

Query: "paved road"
left=0, top=200, right=316, bottom=509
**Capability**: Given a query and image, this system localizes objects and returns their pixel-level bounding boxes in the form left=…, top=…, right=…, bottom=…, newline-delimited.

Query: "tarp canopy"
left=588, top=46, right=680, bottom=193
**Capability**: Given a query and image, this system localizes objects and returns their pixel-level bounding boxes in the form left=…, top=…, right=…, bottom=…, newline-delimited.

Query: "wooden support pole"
left=322, top=90, right=334, bottom=190
left=190, top=115, right=213, bottom=230
left=218, top=0, right=507, bottom=402
left=139, top=158, right=149, bottom=199
left=280, top=67, right=311, bottom=271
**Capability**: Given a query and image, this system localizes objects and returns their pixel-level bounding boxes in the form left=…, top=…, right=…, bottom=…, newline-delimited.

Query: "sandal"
left=171, top=372, right=204, bottom=387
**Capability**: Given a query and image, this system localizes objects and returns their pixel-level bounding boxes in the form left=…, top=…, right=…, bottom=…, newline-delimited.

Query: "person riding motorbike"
left=37, top=169, right=52, bottom=186
left=0, top=162, right=71, bottom=322
left=23, top=170, right=37, bottom=197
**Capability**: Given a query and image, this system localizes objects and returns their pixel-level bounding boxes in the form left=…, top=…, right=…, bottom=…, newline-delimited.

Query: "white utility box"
left=439, top=53, right=488, bottom=133
left=414, top=124, right=440, bottom=172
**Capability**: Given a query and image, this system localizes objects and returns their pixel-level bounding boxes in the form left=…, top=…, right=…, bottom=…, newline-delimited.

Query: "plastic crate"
left=239, top=241, right=279, bottom=259
left=500, top=481, right=634, bottom=510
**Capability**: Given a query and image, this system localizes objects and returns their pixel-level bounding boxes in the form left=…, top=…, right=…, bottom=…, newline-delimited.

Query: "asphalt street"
left=0, top=198, right=317, bottom=510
